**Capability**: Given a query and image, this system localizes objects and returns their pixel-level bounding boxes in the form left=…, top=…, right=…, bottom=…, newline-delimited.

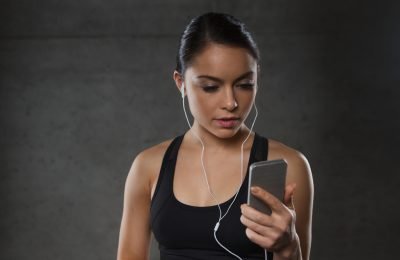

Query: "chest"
left=173, top=148, right=252, bottom=207
left=151, top=179, right=264, bottom=257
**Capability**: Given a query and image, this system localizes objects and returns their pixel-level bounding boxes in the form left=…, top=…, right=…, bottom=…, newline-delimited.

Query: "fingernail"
left=251, top=187, right=258, bottom=193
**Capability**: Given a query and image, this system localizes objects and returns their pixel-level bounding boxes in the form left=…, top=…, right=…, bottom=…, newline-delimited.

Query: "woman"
left=117, top=12, right=313, bottom=260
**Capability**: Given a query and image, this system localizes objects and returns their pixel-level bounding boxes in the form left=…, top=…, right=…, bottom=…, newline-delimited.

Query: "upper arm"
left=285, top=151, right=314, bottom=260
left=117, top=152, right=153, bottom=260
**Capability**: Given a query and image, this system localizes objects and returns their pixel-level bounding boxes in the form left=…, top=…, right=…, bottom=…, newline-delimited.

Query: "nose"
left=222, top=87, right=238, bottom=111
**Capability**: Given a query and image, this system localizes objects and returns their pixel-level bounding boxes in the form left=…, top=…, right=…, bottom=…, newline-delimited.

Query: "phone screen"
left=247, top=159, right=287, bottom=215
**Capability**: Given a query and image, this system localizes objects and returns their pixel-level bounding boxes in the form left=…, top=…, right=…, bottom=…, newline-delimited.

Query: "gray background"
left=1, top=0, right=399, bottom=259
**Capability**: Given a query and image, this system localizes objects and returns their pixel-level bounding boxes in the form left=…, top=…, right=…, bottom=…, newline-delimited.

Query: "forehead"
left=185, top=43, right=258, bottom=80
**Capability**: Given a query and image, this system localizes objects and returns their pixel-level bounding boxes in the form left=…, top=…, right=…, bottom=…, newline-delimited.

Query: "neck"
left=187, top=122, right=254, bottom=151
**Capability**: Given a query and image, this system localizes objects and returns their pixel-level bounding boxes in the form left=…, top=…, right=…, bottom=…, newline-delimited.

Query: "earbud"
left=181, top=83, right=185, bottom=98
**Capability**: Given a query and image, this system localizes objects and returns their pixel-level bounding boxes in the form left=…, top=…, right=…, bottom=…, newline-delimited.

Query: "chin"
left=212, top=127, right=243, bottom=139
left=195, top=121, right=245, bottom=139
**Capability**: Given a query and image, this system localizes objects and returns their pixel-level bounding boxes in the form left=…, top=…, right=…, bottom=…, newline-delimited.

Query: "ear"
left=173, top=70, right=184, bottom=95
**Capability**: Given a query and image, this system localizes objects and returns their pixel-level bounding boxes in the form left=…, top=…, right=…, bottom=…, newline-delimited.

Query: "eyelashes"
left=202, top=86, right=219, bottom=92
left=238, top=83, right=255, bottom=90
left=201, top=84, right=255, bottom=93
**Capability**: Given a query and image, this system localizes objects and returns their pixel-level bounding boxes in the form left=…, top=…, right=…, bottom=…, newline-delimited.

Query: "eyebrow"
left=196, top=71, right=254, bottom=85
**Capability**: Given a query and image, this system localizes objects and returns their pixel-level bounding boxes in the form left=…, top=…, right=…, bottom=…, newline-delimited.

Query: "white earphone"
left=180, top=82, right=266, bottom=260
left=181, top=84, right=185, bottom=98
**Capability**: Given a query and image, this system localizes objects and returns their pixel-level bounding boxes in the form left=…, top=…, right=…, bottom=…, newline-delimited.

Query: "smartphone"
left=247, top=159, right=287, bottom=215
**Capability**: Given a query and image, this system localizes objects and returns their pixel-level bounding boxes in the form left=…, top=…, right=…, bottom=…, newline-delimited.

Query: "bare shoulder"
left=267, top=138, right=313, bottom=184
left=127, top=138, right=175, bottom=189
left=133, top=138, right=174, bottom=173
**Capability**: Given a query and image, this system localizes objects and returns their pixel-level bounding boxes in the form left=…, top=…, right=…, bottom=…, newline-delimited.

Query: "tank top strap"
left=150, top=133, right=185, bottom=218
left=253, top=132, right=269, bottom=161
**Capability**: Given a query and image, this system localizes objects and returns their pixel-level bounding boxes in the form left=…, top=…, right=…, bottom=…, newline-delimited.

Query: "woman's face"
left=179, top=43, right=258, bottom=139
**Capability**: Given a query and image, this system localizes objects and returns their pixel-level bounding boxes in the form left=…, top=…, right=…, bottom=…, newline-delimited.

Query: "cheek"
left=187, top=93, right=216, bottom=116
left=236, top=91, right=256, bottom=108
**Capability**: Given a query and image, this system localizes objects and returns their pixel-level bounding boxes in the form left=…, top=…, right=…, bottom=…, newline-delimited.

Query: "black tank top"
left=150, top=132, right=273, bottom=260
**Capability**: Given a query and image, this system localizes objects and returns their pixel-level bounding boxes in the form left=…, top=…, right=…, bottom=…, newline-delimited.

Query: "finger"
left=240, top=214, right=274, bottom=234
left=250, top=186, right=284, bottom=213
left=284, top=183, right=296, bottom=210
left=245, top=227, right=275, bottom=250
left=240, top=204, right=274, bottom=226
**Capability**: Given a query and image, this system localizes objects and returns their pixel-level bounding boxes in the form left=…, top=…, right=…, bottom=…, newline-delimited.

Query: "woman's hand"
left=240, top=183, right=301, bottom=259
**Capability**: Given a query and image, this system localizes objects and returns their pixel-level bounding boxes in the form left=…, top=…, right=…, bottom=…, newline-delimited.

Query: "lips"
left=217, top=117, right=240, bottom=120
left=215, top=117, right=240, bottom=128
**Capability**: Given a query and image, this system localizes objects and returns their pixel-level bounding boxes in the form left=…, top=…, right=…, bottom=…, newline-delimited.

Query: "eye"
left=237, top=83, right=255, bottom=90
left=202, top=85, right=219, bottom=92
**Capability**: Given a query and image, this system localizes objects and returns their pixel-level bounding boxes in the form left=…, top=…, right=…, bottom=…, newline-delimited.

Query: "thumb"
left=284, top=183, right=296, bottom=210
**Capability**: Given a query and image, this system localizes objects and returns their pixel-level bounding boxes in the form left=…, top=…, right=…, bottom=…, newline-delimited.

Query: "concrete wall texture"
left=1, top=0, right=399, bottom=259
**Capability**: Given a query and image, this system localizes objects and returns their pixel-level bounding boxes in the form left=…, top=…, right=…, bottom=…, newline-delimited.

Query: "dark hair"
left=175, top=12, right=260, bottom=75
